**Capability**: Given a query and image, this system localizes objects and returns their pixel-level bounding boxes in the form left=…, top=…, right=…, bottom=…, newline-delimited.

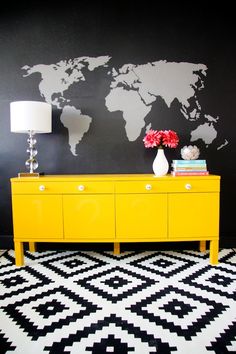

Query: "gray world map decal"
left=22, top=56, right=228, bottom=156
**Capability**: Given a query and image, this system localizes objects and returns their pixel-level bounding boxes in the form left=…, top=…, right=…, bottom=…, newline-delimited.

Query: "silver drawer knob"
left=185, top=183, right=192, bottom=190
left=78, top=185, right=85, bottom=191
left=145, top=184, right=152, bottom=190
left=39, top=185, right=45, bottom=191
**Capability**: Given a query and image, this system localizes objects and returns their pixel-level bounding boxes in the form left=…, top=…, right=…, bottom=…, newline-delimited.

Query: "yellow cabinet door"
left=12, top=195, right=63, bottom=239
left=169, top=193, right=219, bottom=239
left=63, top=195, right=115, bottom=239
left=116, top=194, right=168, bottom=240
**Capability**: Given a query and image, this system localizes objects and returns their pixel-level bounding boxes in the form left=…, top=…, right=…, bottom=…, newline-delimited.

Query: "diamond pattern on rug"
left=2, top=285, right=100, bottom=340
left=181, top=264, right=236, bottom=299
left=44, top=314, right=177, bottom=354
left=41, top=251, right=108, bottom=277
left=0, top=249, right=235, bottom=353
left=129, top=252, right=196, bottom=277
left=33, top=299, right=69, bottom=318
left=128, top=285, right=229, bottom=340
left=0, top=266, right=50, bottom=300
left=77, top=266, right=155, bottom=303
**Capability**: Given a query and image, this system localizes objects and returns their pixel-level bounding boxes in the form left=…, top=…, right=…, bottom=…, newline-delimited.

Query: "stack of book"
left=171, top=159, right=209, bottom=176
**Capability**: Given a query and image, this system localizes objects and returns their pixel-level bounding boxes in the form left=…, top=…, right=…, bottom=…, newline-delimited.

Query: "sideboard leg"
left=209, top=239, right=219, bottom=265
left=29, top=242, right=36, bottom=252
left=14, top=241, right=24, bottom=266
left=114, top=242, right=120, bottom=255
left=199, top=240, right=206, bottom=252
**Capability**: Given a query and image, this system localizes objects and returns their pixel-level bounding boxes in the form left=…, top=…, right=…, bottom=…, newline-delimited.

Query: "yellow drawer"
left=115, top=179, right=220, bottom=194
left=168, top=179, right=220, bottom=193
left=11, top=182, right=62, bottom=194
left=11, top=181, right=114, bottom=194
left=60, top=181, right=114, bottom=194
left=115, top=180, right=170, bottom=193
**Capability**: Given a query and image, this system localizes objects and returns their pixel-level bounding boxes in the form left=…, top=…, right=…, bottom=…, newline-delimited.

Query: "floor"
left=0, top=249, right=235, bottom=353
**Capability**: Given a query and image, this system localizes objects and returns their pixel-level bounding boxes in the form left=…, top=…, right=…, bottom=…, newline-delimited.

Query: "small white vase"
left=152, top=148, right=169, bottom=177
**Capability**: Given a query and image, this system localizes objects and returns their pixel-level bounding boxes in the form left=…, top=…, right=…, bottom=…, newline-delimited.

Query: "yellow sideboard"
left=10, top=174, right=220, bottom=266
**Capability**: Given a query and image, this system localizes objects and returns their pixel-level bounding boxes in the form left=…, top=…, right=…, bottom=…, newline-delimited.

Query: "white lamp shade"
left=10, top=101, right=52, bottom=133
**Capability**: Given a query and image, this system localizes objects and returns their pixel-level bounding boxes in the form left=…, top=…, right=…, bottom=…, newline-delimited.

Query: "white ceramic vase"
left=152, top=148, right=169, bottom=177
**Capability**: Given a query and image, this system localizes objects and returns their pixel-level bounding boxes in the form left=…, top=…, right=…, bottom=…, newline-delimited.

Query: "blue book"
left=172, top=159, right=206, bottom=165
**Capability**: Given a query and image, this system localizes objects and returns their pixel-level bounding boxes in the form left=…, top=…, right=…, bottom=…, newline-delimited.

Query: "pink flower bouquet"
left=143, top=129, right=179, bottom=149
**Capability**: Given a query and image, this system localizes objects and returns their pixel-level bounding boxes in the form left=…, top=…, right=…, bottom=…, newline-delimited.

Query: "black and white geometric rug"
left=0, top=249, right=235, bottom=353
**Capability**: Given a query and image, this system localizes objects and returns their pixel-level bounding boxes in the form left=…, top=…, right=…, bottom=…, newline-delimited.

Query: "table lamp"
left=10, top=101, right=52, bottom=177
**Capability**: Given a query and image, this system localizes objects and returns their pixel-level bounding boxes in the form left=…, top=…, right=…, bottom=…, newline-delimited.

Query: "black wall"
left=0, top=2, right=235, bottom=248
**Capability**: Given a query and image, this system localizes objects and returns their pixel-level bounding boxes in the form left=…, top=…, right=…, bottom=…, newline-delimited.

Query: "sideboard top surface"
left=11, top=174, right=221, bottom=183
